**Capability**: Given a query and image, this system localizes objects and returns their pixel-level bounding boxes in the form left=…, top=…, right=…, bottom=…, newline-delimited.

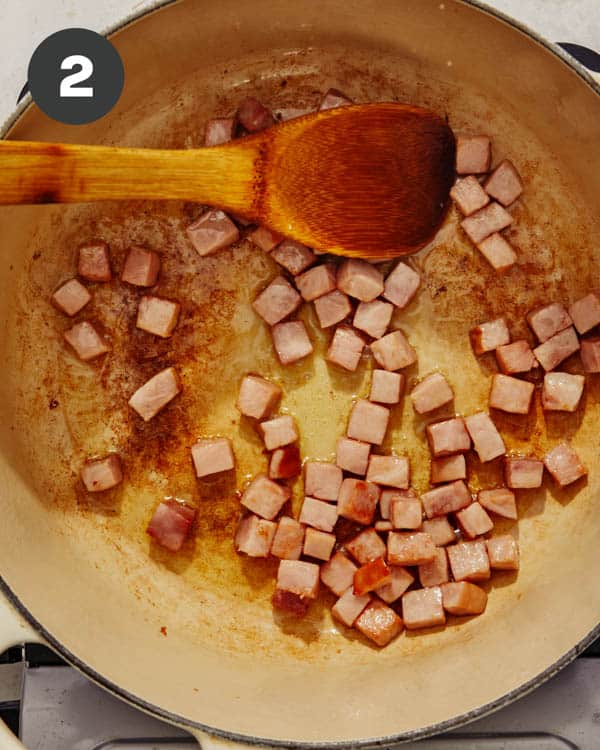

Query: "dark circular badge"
left=28, top=28, right=124, bottom=125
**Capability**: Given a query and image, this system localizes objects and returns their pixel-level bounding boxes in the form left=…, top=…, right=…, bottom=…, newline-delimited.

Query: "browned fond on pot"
left=0, top=0, right=598, bottom=745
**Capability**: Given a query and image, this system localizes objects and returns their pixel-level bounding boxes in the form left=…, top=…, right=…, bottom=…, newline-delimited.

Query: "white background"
left=0, top=0, right=598, bottom=128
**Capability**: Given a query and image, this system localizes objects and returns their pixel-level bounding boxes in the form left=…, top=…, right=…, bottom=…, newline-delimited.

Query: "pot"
left=0, top=1, right=599, bottom=748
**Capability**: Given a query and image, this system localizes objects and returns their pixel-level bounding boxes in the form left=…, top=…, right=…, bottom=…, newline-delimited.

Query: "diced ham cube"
left=337, top=478, right=380, bottom=525
left=346, top=528, right=386, bottom=564
left=382, top=262, right=421, bottom=309
left=271, top=517, right=304, bottom=560
left=258, top=414, right=299, bottom=450
left=128, top=367, right=181, bottom=421
left=121, top=246, right=160, bottom=287
left=347, top=399, right=390, bottom=445
left=375, top=520, right=393, bottom=532
left=489, top=374, right=534, bottom=414
left=455, top=135, right=491, bottom=174
left=387, top=531, right=436, bottom=565
left=542, top=372, right=585, bottom=412
left=483, top=159, right=523, bottom=206
left=418, top=548, right=449, bottom=587
left=461, top=202, right=513, bottom=244
left=426, top=418, right=471, bottom=457
left=241, top=475, right=290, bottom=520
left=271, top=320, right=313, bottom=365
left=421, top=480, right=472, bottom=519
left=186, top=210, right=240, bottom=256
left=64, top=321, right=109, bottom=361
left=271, top=240, right=316, bottom=276
left=470, top=317, right=511, bottom=355
left=390, top=497, right=423, bottom=530
left=504, top=457, right=544, bottom=489
left=272, top=589, right=309, bottom=617
left=534, top=327, right=580, bottom=371
left=486, top=535, right=520, bottom=570
left=52, top=278, right=91, bottom=316
left=544, top=443, right=587, bottom=486
left=235, top=514, right=276, bottom=557
left=253, top=276, right=301, bottom=326
left=355, top=600, right=403, bottom=646
left=237, top=97, right=275, bottom=132
left=276, top=559, right=320, bottom=599
left=319, top=88, right=353, bottom=110
left=136, top=296, right=180, bottom=338
left=295, top=264, right=337, bottom=301
left=569, top=292, right=600, bottom=335
left=269, top=444, right=302, bottom=479
left=304, top=462, right=343, bottom=501
left=81, top=454, right=123, bottom=492
left=464, top=412, right=506, bottom=462
left=370, top=370, right=404, bottom=404
left=478, top=488, right=517, bottom=519
left=299, top=497, right=338, bottom=532
left=236, top=375, right=282, bottom=420
left=450, top=176, right=490, bottom=216
left=354, top=558, right=391, bottom=596
left=313, top=290, right=351, bottom=328
left=78, top=242, right=111, bottom=282
left=380, top=488, right=417, bottom=520
left=495, top=340, right=537, bottom=374
left=581, top=337, right=600, bottom=372
left=402, top=587, right=446, bottom=629
left=248, top=226, right=283, bottom=253
left=332, top=587, right=371, bottom=627
left=447, top=541, right=491, bottom=581
left=527, top=303, right=572, bottom=343
left=320, top=552, right=357, bottom=596
left=366, top=455, right=409, bottom=489
left=370, top=330, right=417, bottom=371
left=303, top=528, right=336, bottom=561
left=337, top=259, right=384, bottom=302
left=326, top=325, right=366, bottom=372
left=476, top=233, right=517, bottom=273
left=441, top=581, right=487, bottom=615
left=422, top=517, right=456, bottom=546
left=336, top=437, right=370, bottom=475
left=430, top=454, right=467, bottom=484
left=353, top=299, right=393, bottom=339
left=410, top=372, right=453, bottom=414
left=375, top=566, right=414, bottom=603
left=191, top=437, right=235, bottom=477
left=456, top=502, right=494, bottom=539
left=204, top=117, right=235, bottom=146
left=147, top=499, right=196, bottom=552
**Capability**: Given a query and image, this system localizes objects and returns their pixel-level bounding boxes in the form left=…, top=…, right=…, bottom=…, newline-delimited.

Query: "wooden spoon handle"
left=0, top=140, right=258, bottom=209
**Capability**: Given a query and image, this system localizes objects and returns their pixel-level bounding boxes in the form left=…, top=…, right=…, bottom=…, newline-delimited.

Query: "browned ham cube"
left=241, top=475, right=290, bottom=520
left=483, top=159, right=523, bottom=206
left=271, top=239, right=315, bottom=275
left=121, top=246, right=161, bottom=286
left=271, top=517, right=304, bottom=560
left=136, top=295, right=180, bottom=338
left=383, top=262, right=420, bottom=309
left=64, top=321, right=109, bottom=361
left=147, top=499, right=196, bottom=552
left=299, top=497, right=338, bottom=532
left=447, top=540, right=490, bottom=581
left=450, top=175, right=490, bottom=215
left=236, top=375, right=282, bottom=419
left=319, top=88, right=353, bottom=110
left=354, top=600, right=403, bottom=646
left=495, top=340, right=537, bottom=374
left=569, top=292, right=600, bottom=334
left=51, top=278, right=91, bottom=316
left=204, top=117, right=235, bottom=146
left=456, top=135, right=491, bottom=174
left=375, top=566, right=414, bottom=603
left=370, top=369, right=404, bottom=404
left=272, top=589, right=309, bottom=617
left=303, top=528, right=336, bottom=561
left=489, top=374, right=534, bottom=414
left=504, top=457, right=544, bottom=489
left=191, top=437, right=235, bottom=477
left=295, top=264, right=337, bottom=301
left=422, top=516, right=456, bottom=546
left=470, top=317, right=510, bottom=355
left=320, top=552, right=357, bottom=596
left=336, top=437, right=370, bottom=475
left=581, top=337, right=600, bottom=372
left=78, top=242, right=111, bottom=282
left=253, top=276, right=301, bottom=326
left=387, top=531, right=436, bottom=565
left=533, top=327, right=580, bottom=371
left=81, top=454, right=122, bottom=492
left=354, top=558, right=391, bottom=596
left=544, top=443, right=587, bottom=486
left=237, top=97, right=275, bottom=132
left=456, top=502, right=493, bottom=539
left=347, top=399, right=390, bottom=445
left=332, top=587, right=371, bottom=627
left=542, top=372, right=585, bottom=412
left=338, top=478, right=380, bottom=525
left=421, top=480, right=472, bottom=518
left=527, top=303, right=572, bottom=343
left=375, top=520, right=393, bottom=532
left=258, top=414, right=299, bottom=450
left=418, top=548, right=449, bottom=587
left=304, top=462, right=342, bottom=501
left=271, top=320, right=313, bottom=365
left=337, top=258, right=384, bottom=302
left=248, top=226, right=283, bottom=252
left=277, top=559, right=320, bottom=599
left=464, top=412, right=506, bottom=462
left=441, top=581, right=487, bottom=615
left=366, top=455, right=410, bottom=488
left=476, top=233, right=517, bottom=272
left=353, top=299, right=393, bottom=339
left=128, top=367, right=181, bottom=421
left=326, top=325, right=366, bottom=371
left=186, top=209, right=240, bottom=256
left=313, top=290, right=351, bottom=328
left=390, top=495, right=423, bottom=530
left=269, top=444, right=302, bottom=480
left=478, top=488, right=517, bottom=519
left=402, top=586, right=445, bottom=629
left=486, top=535, right=520, bottom=570
left=370, top=330, right=417, bottom=371
left=461, top=202, right=513, bottom=244
left=235, top=515, right=276, bottom=557
left=426, top=418, right=471, bottom=456
left=430, top=454, right=467, bottom=484
left=410, top=372, right=453, bottom=414
left=346, top=527, right=386, bottom=564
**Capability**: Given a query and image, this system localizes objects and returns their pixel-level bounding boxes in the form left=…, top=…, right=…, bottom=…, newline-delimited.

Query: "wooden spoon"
left=0, top=103, right=455, bottom=258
